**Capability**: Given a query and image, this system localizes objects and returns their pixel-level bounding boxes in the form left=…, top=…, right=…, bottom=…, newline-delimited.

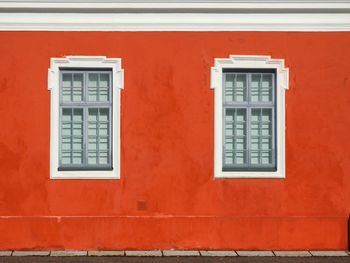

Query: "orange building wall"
left=0, top=32, right=349, bottom=250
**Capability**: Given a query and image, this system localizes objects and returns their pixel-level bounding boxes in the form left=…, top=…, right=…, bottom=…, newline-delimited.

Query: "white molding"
left=211, top=55, right=288, bottom=179
left=0, top=1, right=350, bottom=31
left=48, top=56, right=123, bottom=179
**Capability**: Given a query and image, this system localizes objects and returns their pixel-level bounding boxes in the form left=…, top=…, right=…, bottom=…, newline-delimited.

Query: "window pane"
left=72, top=137, right=83, bottom=151
left=225, top=73, right=247, bottom=103
left=99, top=73, right=110, bottom=102
left=72, top=151, right=83, bottom=165
left=87, top=108, right=110, bottom=165
left=99, top=151, right=109, bottom=164
left=250, top=74, right=273, bottom=102
left=251, top=74, right=260, bottom=102
left=224, top=108, right=247, bottom=166
left=61, top=151, right=71, bottom=165
left=72, top=73, right=83, bottom=102
left=88, top=151, right=97, bottom=165
left=250, top=108, right=273, bottom=165
left=88, top=73, right=110, bottom=102
left=61, top=137, right=71, bottom=151
left=88, top=73, right=98, bottom=101
left=62, top=74, right=72, bottom=102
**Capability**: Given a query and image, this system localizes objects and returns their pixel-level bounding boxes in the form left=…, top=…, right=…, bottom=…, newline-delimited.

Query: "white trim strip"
left=0, top=13, right=349, bottom=31
left=0, top=1, right=350, bottom=11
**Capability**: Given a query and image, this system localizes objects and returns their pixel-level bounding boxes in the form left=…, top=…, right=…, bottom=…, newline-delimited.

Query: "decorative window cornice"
left=211, top=55, right=289, bottom=90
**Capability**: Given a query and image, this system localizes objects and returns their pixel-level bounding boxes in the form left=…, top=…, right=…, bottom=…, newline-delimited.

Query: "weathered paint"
left=0, top=32, right=349, bottom=250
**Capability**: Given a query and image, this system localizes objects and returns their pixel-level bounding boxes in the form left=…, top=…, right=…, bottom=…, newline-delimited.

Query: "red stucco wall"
left=0, top=32, right=349, bottom=250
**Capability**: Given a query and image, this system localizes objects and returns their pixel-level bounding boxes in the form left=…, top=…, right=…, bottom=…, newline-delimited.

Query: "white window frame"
left=211, top=55, right=288, bottom=179
left=48, top=56, right=124, bottom=179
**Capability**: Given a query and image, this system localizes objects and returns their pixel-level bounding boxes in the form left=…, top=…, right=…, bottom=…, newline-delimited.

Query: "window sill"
left=50, top=168, right=119, bottom=180
left=215, top=170, right=285, bottom=179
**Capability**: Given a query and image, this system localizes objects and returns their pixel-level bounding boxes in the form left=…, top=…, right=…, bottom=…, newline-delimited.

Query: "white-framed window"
left=211, top=55, right=288, bottom=178
left=48, top=56, right=124, bottom=179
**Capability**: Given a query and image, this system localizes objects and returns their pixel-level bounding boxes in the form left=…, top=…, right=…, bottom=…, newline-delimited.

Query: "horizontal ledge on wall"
left=1, top=1, right=350, bottom=13
left=0, top=13, right=349, bottom=31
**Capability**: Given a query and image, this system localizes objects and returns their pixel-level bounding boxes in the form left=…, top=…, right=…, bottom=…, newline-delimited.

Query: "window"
left=211, top=55, right=288, bottom=178
left=49, top=56, right=124, bottom=179
left=59, top=70, right=112, bottom=170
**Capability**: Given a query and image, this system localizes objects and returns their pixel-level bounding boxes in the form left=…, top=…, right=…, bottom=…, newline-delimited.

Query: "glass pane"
left=262, top=74, right=273, bottom=88
left=88, top=108, right=98, bottom=121
left=261, top=137, right=271, bottom=150
left=235, top=137, right=245, bottom=150
left=88, top=151, right=97, bottom=165
left=235, top=74, right=246, bottom=102
left=99, top=73, right=110, bottom=102
left=88, top=73, right=98, bottom=101
left=251, top=137, right=259, bottom=151
left=261, top=151, right=272, bottom=164
left=261, top=123, right=271, bottom=136
left=61, top=137, right=71, bottom=151
left=224, top=108, right=247, bottom=166
left=251, top=74, right=260, bottom=102
left=235, top=151, right=245, bottom=165
left=224, top=74, right=234, bottom=102
left=225, top=137, right=233, bottom=151
left=225, top=73, right=247, bottom=102
left=61, top=151, right=71, bottom=165
left=225, top=122, right=234, bottom=136
left=72, top=151, right=83, bottom=165
left=262, top=109, right=272, bottom=121
left=249, top=108, right=273, bottom=165
left=99, top=151, right=108, bottom=164
left=88, top=122, right=98, bottom=136
left=250, top=74, right=273, bottom=102
left=99, top=137, right=109, bottom=151
left=61, top=122, right=71, bottom=136
left=99, top=109, right=109, bottom=121
left=88, top=137, right=98, bottom=151
left=72, top=74, right=83, bottom=102
left=73, top=109, right=83, bottom=121
left=225, top=151, right=234, bottom=165
left=251, top=151, right=259, bottom=165
left=62, top=108, right=72, bottom=121
left=62, top=74, right=72, bottom=102
left=72, top=137, right=83, bottom=151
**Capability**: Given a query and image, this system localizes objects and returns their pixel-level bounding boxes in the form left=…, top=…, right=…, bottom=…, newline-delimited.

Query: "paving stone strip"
left=236, top=251, right=274, bottom=257
left=200, top=251, right=237, bottom=256
left=50, top=251, right=87, bottom=257
left=0, top=250, right=349, bottom=257
left=163, top=250, right=200, bottom=256
left=125, top=251, right=162, bottom=256
left=12, top=251, right=50, bottom=256
left=88, top=251, right=125, bottom=256
left=274, top=251, right=312, bottom=257
left=0, top=251, right=12, bottom=256
left=310, top=251, right=349, bottom=257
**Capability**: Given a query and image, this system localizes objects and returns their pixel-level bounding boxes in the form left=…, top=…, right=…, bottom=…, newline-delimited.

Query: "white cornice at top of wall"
left=0, top=0, right=350, bottom=12
left=0, top=0, right=349, bottom=31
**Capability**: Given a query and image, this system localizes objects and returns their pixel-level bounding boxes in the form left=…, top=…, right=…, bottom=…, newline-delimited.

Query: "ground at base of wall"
left=0, top=250, right=349, bottom=258
left=1, top=255, right=350, bottom=263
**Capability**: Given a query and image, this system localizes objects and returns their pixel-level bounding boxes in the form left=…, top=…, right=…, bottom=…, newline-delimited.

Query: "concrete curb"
left=0, top=250, right=349, bottom=257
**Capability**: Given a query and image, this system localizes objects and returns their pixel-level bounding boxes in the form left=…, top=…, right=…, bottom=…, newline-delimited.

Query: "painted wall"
left=0, top=32, right=349, bottom=250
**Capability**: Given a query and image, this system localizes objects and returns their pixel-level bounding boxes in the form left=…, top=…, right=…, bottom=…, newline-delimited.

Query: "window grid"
left=59, top=70, right=112, bottom=170
left=222, top=72, right=276, bottom=171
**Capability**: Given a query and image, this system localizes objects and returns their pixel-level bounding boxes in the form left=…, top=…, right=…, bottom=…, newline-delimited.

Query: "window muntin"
left=59, top=70, right=112, bottom=170
left=222, top=71, right=276, bottom=171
